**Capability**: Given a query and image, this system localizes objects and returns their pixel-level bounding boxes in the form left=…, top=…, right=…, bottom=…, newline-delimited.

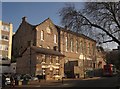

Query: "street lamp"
left=83, top=56, right=86, bottom=79
left=79, top=53, right=85, bottom=78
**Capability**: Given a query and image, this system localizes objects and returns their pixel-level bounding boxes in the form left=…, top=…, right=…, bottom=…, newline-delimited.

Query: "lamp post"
left=79, top=53, right=85, bottom=79
left=83, top=56, right=85, bottom=79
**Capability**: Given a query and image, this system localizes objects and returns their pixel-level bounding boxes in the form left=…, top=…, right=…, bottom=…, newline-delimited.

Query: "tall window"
left=88, top=43, right=90, bottom=54
left=41, top=30, right=44, bottom=41
left=42, top=55, right=46, bottom=63
left=92, top=44, right=95, bottom=55
left=54, top=34, right=57, bottom=43
left=4, top=45, right=8, bottom=51
left=84, top=41, right=86, bottom=54
left=76, top=40, right=78, bottom=53
left=80, top=40, right=83, bottom=53
left=70, top=39, right=74, bottom=52
left=65, top=37, right=68, bottom=51
left=56, top=56, right=59, bottom=63
left=2, top=25, right=9, bottom=31
left=1, top=45, right=8, bottom=51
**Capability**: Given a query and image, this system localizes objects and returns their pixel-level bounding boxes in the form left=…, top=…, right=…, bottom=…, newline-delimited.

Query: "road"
left=2, top=76, right=120, bottom=89
left=64, top=76, right=119, bottom=87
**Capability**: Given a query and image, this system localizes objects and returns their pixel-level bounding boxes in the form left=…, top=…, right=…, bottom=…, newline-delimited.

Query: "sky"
left=2, top=2, right=118, bottom=50
left=2, top=2, right=84, bottom=32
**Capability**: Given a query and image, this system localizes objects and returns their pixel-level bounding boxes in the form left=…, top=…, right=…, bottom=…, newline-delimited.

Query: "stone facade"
left=0, top=21, right=13, bottom=60
left=13, top=17, right=97, bottom=80
left=0, top=21, right=13, bottom=74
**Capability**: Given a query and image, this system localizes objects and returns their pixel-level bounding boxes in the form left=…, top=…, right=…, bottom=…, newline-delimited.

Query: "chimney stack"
left=65, top=25, right=69, bottom=30
left=22, top=16, right=27, bottom=22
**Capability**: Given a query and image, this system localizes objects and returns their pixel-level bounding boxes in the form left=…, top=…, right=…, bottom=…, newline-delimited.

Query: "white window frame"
left=46, top=27, right=51, bottom=34
left=65, top=37, right=68, bottom=52
left=41, top=30, right=44, bottom=41
left=71, top=39, right=73, bottom=52
left=3, top=45, right=8, bottom=51
left=54, top=34, right=57, bottom=44
left=1, top=25, right=9, bottom=32
left=88, top=43, right=90, bottom=54
left=1, top=35, right=9, bottom=41
left=76, top=40, right=78, bottom=53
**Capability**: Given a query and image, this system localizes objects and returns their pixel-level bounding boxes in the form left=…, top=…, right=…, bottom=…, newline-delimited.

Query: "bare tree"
left=59, top=2, right=120, bottom=45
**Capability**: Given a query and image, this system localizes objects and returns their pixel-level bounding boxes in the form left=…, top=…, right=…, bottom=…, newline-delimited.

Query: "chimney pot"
left=65, top=25, right=69, bottom=30
left=22, top=16, right=27, bottom=22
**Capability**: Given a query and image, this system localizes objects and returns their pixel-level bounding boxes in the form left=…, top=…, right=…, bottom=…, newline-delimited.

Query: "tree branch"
left=91, top=23, right=120, bottom=45
left=112, top=30, right=120, bottom=34
left=102, top=40, right=113, bottom=43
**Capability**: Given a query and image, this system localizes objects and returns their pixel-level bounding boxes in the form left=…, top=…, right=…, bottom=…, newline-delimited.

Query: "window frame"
left=41, top=30, right=44, bottom=41
left=54, top=34, right=57, bottom=44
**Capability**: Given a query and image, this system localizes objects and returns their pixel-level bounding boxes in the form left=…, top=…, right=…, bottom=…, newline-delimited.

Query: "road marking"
left=36, top=85, right=41, bottom=87
left=63, top=83, right=69, bottom=85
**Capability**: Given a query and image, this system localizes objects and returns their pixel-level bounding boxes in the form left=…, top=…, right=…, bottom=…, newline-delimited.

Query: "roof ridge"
left=55, top=25, right=96, bottom=42
left=35, top=17, right=51, bottom=27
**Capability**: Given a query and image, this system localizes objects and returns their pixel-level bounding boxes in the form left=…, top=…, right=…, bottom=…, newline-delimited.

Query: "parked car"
left=32, top=77, right=38, bottom=81
left=23, top=74, right=32, bottom=81
left=5, top=77, right=11, bottom=85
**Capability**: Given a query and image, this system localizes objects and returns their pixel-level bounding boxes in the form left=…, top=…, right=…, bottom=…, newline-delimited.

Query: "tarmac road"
left=1, top=76, right=120, bottom=89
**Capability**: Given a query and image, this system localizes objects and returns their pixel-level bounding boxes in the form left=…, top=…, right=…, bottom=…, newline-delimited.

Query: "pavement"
left=2, top=77, right=103, bottom=88
left=14, top=79, right=71, bottom=87
left=14, top=77, right=101, bottom=87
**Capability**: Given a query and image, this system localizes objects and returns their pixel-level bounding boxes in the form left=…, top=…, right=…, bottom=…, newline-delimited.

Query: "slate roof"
left=55, top=25, right=96, bottom=42
left=31, top=46, right=65, bottom=57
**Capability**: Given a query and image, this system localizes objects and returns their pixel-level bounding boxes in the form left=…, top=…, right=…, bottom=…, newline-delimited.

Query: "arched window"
left=54, top=34, right=57, bottom=43
left=65, top=36, right=68, bottom=51
left=76, top=40, right=78, bottom=53
left=41, top=30, right=44, bottom=41
left=70, top=38, right=74, bottom=52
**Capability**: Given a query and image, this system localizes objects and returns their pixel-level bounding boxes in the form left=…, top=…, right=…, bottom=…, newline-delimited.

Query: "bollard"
left=62, top=77, right=63, bottom=84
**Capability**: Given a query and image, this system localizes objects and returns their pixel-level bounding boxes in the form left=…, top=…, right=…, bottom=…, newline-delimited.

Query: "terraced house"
left=0, top=21, right=13, bottom=73
left=13, top=17, right=97, bottom=80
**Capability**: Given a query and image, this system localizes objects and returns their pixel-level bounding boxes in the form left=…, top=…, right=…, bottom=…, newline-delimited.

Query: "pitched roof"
left=22, top=17, right=96, bottom=42
left=35, top=17, right=51, bottom=27
left=31, top=46, right=65, bottom=57
left=55, top=25, right=96, bottom=42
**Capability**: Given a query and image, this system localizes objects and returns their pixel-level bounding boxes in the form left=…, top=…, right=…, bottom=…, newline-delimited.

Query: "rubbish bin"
left=18, top=80, right=23, bottom=85
left=22, top=80, right=28, bottom=85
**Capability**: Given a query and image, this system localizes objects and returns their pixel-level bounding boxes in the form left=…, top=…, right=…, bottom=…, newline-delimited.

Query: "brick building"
left=96, top=46, right=106, bottom=69
left=13, top=17, right=97, bottom=80
left=56, top=26, right=96, bottom=78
